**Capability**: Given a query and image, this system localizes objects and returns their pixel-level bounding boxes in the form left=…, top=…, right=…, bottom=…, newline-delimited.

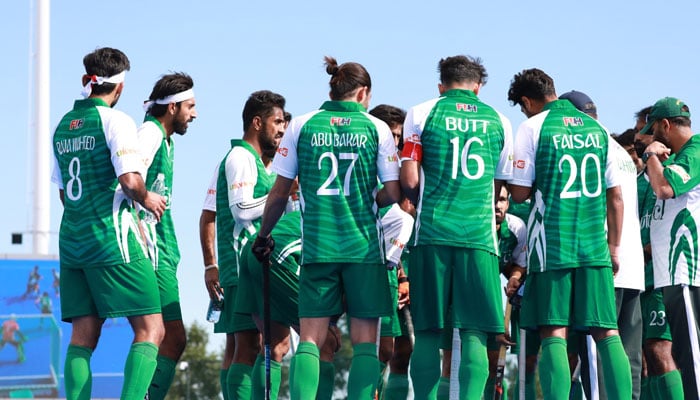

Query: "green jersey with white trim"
left=51, top=98, right=146, bottom=268
left=216, top=139, right=275, bottom=285
left=510, top=100, right=621, bottom=272
left=272, top=101, right=400, bottom=264
left=403, top=89, right=513, bottom=253
left=638, top=172, right=657, bottom=289
left=650, top=135, right=700, bottom=287
left=139, top=116, right=180, bottom=271
left=498, top=213, right=527, bottom=272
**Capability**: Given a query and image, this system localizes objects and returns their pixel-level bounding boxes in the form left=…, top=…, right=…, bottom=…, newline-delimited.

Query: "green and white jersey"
left=510, top=100, right=621, bottom=272
left=402, top=89, right=513, bottom=253
left=51, top=98, right=146, bottom=268
left=650, top=135, right=700, bottom=288
left=216, top=139, right=275, bottom=285
left=610, top=140, right=645, bottom=291
left=272, top=101, right=400, bottom=264
left=638, top=172, right=657, bottom=289
left=138, top=116, right=180, bottom=271
left=498, top=213, right=527, bottom=272
left=269, top=211, right=302, bottom=276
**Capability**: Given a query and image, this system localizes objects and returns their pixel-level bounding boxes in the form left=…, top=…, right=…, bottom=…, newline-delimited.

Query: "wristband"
left=205, top=264, right=218, bottom=271
left=398, top=276, right=409, bottom=284
left=642, top=152, right=657, bottom=163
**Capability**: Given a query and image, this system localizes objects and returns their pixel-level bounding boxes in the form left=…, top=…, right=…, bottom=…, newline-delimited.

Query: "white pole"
left=32, top=0, right=50, bottom=255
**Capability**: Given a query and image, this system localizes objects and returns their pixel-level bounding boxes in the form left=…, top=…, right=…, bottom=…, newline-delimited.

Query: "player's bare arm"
left=399, top=160, right=420, bottom=206
left=508, top=184, right=531, bottom=203
left=119, top=171, right=166, bottom=221
left=606, top=185, right=624, bottom=274
left=644, top=141, right=674, bottom=200
left=376, top=180, right=401, bottom=208
left=199, top=209, right=220, bottom=301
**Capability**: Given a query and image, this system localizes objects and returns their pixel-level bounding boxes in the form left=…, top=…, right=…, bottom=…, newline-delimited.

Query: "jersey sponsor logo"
left=277, top=147, right=289, bottom=157
left=387, top=153, right=399, bottom=163
left=229, top=181, right=255, bottom=190
left=667, top=164, right=691, bottom=184
left=515, top=159, right=526, bottom=169
left=445, top=117, right=490, bottom=133
left=69, top=119, right=84, bottom=130
left=207, top=188, right=216, bottom=195
left=456, top=103, right=478, bottom=112
left=330, top=117, right=351, bottom=126
left=563, top=117, right=584, bottom=127
left=552, top=133, right=602, bottom=149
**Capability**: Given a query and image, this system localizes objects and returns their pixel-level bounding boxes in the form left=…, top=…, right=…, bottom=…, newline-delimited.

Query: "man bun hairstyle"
left=324, top=56, right=371, bottom=101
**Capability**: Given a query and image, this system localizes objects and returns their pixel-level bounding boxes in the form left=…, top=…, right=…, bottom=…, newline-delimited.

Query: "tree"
left=166, top=321, right=222, bottom=400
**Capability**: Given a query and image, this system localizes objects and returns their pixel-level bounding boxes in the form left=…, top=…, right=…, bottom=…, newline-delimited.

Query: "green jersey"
left=402, top=89, right=513, bottom=253
left=498, top=213, right=527, bottom=273
left=216, top=139, right=275, bottom=285
left=51, top=98, right=146, bottom=268
left=510, top=100, right=621, bottom=272
left=139, top=116, right=180, bottom=271
left=650, top=135, right=700, bottom=287
left=638, top=172, right=657, bottom=288
left=272, top=101, right=400, bottom=264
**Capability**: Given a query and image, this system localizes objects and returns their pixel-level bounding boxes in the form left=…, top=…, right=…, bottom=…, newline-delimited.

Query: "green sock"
left=484, top=376, right=496, bottom=400
left=410, top=330, right=441, bottom=399
left=220, top=369, right=229, bottom=400
left=147, top=355, right=177, bottom=400
left=64, top=344, right=93, bottom=400
left=348, top=342, right=379, bottom=399
left=290, top=341, right=320, bottom=400
left=459, top=330, right=489, bottom=400
left=539, top=337, right=570, bottom=399
left=316, top=360, right=335, bottom=400
left=122, top=341, right=158, bottom=400
left=384, top=373, right=409, bottom=400
left=525, top=371, right=537, bottom=400
left=227, top=363, right=253, bottom=400
left=597, top=335, right=632, bottom=400
left=654, top=370, right=684, bottom=400
left=436, top=376, right=450, bottom=400
left=251, top=354, right=282, bottom=400
left=376, top=360, right=387, bottom=399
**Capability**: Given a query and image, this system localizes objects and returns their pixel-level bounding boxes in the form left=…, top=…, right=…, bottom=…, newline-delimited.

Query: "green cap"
left=640, top=97, right=691, bottom=134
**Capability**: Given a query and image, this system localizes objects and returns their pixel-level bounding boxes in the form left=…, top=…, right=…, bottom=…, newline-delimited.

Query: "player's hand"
left=504, top=276, right=522, bottom=298
left=205, top=267, right=223, bottom=301
left=142, top=192, right=166, bottom=222
left=495, top=333, right=516, bottom=347
left=398, top=280, right=410, bottom=309
left=645, top=141, right=671, bottom=163
left=609, top=244, right=621, bottom=276
left=252, top=235, right=275, bottom=264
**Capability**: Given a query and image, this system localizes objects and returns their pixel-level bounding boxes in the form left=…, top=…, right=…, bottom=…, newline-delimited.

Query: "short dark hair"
left=615, top=128, right=636, bottom=147
left=369, top=104, right=406, bottom=127
left=634, top=106, right=652, bottom=122
left=324, top=56, right=371, bottom=101
left=242, top=90, right=286, bottom=131
left=438, top=55, right=487, bottom=86
left=146, top=72, right=194, bottom=117
left=507, top=68, right=556, bottom=106
left=668, top=116, right=692, bottom=129
left=284, top=111, right=292, bottom=123
left=83, top=47, right=130, bottom=96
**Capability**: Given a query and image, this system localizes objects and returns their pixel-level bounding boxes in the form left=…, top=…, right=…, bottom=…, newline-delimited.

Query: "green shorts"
left=214, top=285, right=257, bottom=334
left=380, top=272, right=401, bottom=337
left=521, top=266, right=618, bottom=330
left=60, top=258, right=161, bottom=322
left=155, top=267, right=182, bottom=321
left=409, top=245, right=503, bottom=333
left=235, top=250, right=300, bottom=328
left=299, top=262, right=391, bottom=319
left=641, top=288, right=672, bottom=341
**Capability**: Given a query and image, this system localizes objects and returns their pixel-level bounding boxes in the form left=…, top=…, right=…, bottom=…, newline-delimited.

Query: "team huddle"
left=51, top=46, right=700, bottom=400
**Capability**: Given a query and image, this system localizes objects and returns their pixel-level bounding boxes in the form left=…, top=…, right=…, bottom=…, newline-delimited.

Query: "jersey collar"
left=543, top=99, right=577, bottom=112
left=320, top=100, right=367, bottom=113
left=442, top=89, right=478, bottom=100
left=74, top=97, right=110, bottom=109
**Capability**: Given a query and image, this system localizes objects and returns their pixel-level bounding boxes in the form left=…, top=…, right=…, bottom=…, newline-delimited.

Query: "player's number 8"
left=66, top=157, right=82, bottom=201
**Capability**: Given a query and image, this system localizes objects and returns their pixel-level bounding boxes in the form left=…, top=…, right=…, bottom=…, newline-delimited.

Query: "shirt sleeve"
left=271, top=117, right=301, bottom=179
left=664, top=139, right=700, bottom=197
left=509, top=119, right=538, bottom=187
left=509, top=214, right=528, bottom=268
left=604, top=134, right=623, bottom=189
left=138, top=121, right=163, bottom=172
left=100, top=108, right=144, bottom=177
left=495, top=112, right=514, bottom=181
left=202, top=164, right=219, bottom=212
left=369, top=115, right=400, bottom=183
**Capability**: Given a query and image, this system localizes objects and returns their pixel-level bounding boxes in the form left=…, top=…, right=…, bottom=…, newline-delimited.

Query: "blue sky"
left=3, top=0, right=700, bottom=352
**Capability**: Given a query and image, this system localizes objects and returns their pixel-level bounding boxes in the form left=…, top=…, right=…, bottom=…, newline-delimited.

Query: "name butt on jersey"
left=445, top=117, right=490, bottom=133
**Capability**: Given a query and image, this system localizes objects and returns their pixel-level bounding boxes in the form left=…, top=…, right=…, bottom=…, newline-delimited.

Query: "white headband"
left=142, top=89, right=195, bottom=112
left=80, top=70, right=127, bottom=98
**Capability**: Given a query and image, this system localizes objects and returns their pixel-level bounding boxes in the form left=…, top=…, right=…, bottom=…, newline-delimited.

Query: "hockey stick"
left=401, top=305, right=415, bottom=346
left=493, top=301, right=513, bottom=400
left=262, top=257, right=272, bottom=400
